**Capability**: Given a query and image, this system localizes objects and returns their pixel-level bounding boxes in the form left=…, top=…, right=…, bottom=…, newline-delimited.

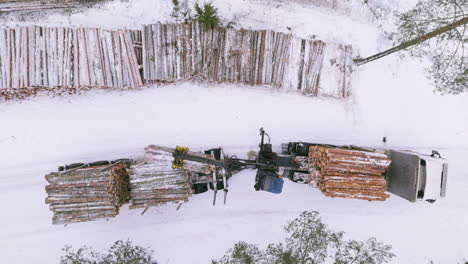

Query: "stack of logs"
left=308, top=146, right=391, bottom=201
left=0, top=26, right=143, bottom=99
left=127, top=164, right=192, bottom=209
left=125, top=145, right=199, bottom=209
left=0, top=0, right=80, bottom=12
left=142, top=22, right=352, bottom=98
left=44, top=163, right=130, bottom=224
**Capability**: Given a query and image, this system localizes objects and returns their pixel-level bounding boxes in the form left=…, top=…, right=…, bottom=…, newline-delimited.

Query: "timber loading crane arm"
left=173, top=128, right=298, bottom=173
left=174, top=128, right=299, bottom=204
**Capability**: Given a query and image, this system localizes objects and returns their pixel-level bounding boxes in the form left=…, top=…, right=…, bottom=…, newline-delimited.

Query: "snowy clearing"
left=0, top=0, right=467, bottom=263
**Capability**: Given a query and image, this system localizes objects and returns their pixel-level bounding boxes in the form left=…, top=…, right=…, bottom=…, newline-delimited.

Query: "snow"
left=1, top=0, right=468, bottom=263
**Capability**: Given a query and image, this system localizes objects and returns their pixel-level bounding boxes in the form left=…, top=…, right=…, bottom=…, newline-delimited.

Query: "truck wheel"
left=426, top=199, right=436, bottom=204
left=193, top=183, right=208, bottom=194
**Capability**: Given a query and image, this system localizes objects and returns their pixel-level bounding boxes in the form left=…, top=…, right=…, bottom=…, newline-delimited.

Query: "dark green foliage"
left=60, top=240, right=155, bottom=264
left=393, top=0, right=467, bottom=94
left=213, top=211, right=395, bottom=264
left=194, top=2, right=221, bottom=30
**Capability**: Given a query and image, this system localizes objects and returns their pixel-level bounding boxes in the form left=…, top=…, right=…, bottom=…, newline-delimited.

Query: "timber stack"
left=308, top=146, right=391, bottom=201
left=127, top=163, right=192, bottom=209
left=125, top=145, right=202, bottom=209
left=0, top=0, right=80, bottom=12
left=0, top=26, right=143, bottom=99
left=44, top=163, right=130, bottom=225
left=142, top=22, right=352, bottom=98
left=0, top=22, right=353, bottom=100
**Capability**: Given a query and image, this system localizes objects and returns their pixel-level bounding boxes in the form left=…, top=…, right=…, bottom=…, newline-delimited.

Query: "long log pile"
left=44, top=163, right=130, bottom=225
left=308, top=146, right=391, bottom=201
left=0, top=0, right=80, bottom=12
left=0, top=22, right=353, bottom=100
left=142, top=22, right=352, bottom=98
left=0, top=26, right=142, bottom=99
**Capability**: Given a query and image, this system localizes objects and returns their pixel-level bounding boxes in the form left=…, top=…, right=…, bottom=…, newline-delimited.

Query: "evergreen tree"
left=194, top=2, right=221, bottom=30
left=355, top=0, right=467, bottom=94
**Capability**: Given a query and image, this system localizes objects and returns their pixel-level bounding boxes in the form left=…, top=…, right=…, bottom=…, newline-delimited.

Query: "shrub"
left=171, top=0, right=192, bottom=23
left=213, top=242, right=264, bottom=264
left=334, top=238, right=395, bottom=264
left=60, top=240, right=156, bottom=264
left=194, top=2, right=221, bottom=30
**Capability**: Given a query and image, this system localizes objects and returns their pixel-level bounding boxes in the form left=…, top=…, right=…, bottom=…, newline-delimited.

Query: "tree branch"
left=355, top=16, right=468, bottom=66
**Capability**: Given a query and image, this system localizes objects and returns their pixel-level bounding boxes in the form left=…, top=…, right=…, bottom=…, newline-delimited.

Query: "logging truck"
left=53, top=129, right=449, bottom=207
left=283, top=142, right=448, bottom=203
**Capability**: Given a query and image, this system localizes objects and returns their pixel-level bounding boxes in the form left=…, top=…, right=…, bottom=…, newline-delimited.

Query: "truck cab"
left=385, top=150, right=448, bottom=203
left=282, top=142, right=449, bottom=203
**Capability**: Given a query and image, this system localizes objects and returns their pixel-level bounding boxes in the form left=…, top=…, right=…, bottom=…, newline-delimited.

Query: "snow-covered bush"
left=171, top=0, right=192, bottom=23
left=60, top=240, right=156, bottom=264
left=213, top=242, right=264, bottom=264
left=213, top=211, right=395, bottom=264
left=334, top=238, right=395, bottom=264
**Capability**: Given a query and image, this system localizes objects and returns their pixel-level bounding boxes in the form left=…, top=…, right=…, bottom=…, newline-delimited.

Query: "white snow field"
left=0, top=0, right=468, bottom=263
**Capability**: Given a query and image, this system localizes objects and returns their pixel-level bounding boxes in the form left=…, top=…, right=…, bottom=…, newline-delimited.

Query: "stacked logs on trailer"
left=44, top=163, right=130, bottom=225
left=0, top=26, right=143, bottom=100
left=0, top=0, right=80, bottom=12
left=308, top=146, right=391, bottom=201
left=125, top=145, right=215, bottom=209
left=142, top=22, right=353, bottom=98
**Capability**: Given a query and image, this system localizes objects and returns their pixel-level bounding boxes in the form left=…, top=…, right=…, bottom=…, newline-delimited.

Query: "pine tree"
left=355, top=0, right=467, bottom=95
left=194, top=2, right=221, bottom=30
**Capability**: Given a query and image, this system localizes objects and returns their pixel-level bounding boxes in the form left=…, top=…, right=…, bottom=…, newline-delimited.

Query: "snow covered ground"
left=1, top=0, right=468, bottom=263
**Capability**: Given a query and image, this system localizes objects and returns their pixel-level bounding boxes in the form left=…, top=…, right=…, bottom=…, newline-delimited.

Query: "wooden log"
left=46, top=196, right=112, bottom=205
left=322, top=191, right=389, bottom=201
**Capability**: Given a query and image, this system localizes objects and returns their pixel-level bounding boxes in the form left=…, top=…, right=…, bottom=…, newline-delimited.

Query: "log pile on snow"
left=142, top=22, right=352, bottom=98
left=308, top=146, right=391, bottom=201
left=0, top=0, right=80, bottom=12
left=0, top=26, right=142, bottom=99
left=44, top=163, right=130, bottom=225
left=0, top=22, right=353, bottom=100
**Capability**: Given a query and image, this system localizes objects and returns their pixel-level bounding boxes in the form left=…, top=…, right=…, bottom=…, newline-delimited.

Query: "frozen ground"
left=1, top=0, right=468, bottom=263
